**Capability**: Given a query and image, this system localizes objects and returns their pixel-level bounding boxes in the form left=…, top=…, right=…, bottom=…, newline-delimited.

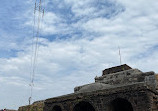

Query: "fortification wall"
left=44, top=84, right=157, bottom=111
left=18, top=101, right=44, bottom=111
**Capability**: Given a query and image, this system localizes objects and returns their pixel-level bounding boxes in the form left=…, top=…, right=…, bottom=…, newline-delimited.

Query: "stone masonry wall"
left=148, top=91, right=158, bottom=111
left=95, top=69, right=156, bottom=87
left=44, top=84, right=156, bottom=111
left=18, top=101, right=44, bottom=111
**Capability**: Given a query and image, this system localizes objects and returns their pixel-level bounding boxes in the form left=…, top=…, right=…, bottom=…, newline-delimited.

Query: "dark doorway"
left=52, top=105, right=62, bottom=111
left=73, top=101, right=95, bottom=111
left=109, top=98, right=133, bottom=111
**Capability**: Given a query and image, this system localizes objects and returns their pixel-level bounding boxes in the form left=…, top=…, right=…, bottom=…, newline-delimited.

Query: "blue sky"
left=0, top=0, right=158, bottom=109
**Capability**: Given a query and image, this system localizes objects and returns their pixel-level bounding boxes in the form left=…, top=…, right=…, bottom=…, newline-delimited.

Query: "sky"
left=0, top=0, right=158, bottom=109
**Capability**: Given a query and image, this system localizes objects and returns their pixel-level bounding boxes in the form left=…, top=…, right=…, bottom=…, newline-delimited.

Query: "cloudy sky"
left=0, top=0, right=158, bottom=109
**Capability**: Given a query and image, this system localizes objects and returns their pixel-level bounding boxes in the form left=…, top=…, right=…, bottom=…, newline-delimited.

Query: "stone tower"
left=44, top=64, right=158, bottom=111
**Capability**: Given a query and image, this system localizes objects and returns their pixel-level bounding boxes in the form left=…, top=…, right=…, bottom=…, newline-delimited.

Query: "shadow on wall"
left=52, top=106, right=62, bottom=111
left=107, top=98, right=133, bottom=111
left=73, top=101, right=95, bottom=111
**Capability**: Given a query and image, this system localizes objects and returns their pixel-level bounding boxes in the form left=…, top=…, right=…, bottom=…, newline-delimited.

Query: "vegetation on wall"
left=18, top=101, right=44, bottom=111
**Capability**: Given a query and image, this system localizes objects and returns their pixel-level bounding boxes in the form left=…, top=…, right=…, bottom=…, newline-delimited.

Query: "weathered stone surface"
left=43, top=65, right=158, bottom=111
left=102, top=64, right=132, bottom=75
left=44, top=83, right=158, bottom=111
left=74, top=83, right=112, bottom=93
left=18, top=65, right=158, bottom=111
left=18, top=100, right=44, bottom=111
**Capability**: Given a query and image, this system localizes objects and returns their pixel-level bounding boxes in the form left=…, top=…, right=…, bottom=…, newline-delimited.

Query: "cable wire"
left=29, top=0, right=45, bottom=105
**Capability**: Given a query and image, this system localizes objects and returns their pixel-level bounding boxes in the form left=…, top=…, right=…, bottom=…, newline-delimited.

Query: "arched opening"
left=73, top=101, right=95, bottom=111
left=52, top=105, right=62, bottom=111
left=108, top=98, right=133, bottom=111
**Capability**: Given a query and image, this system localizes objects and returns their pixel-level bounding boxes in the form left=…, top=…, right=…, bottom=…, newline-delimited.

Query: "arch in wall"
left=108, top=98, right=133, bottom=111
left=73, top=101, right=95, bottom=111
left=52, top=105, right=62, bottom=111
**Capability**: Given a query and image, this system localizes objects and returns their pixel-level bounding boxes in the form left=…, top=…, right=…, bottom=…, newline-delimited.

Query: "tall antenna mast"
left=29, top=0, right=45, bottom=105
left=118, top=46, right=122, bottom=65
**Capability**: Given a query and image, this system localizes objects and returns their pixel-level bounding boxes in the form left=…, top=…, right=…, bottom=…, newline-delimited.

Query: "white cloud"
left=1, top=33, right=158, bottom=108
left=1, top=0, right=158, bottom=110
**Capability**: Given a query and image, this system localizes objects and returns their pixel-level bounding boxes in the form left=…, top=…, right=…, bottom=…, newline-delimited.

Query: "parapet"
left=102, top=64, right=132, bottom=75
left=75, top=64, right=158, bottom=93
